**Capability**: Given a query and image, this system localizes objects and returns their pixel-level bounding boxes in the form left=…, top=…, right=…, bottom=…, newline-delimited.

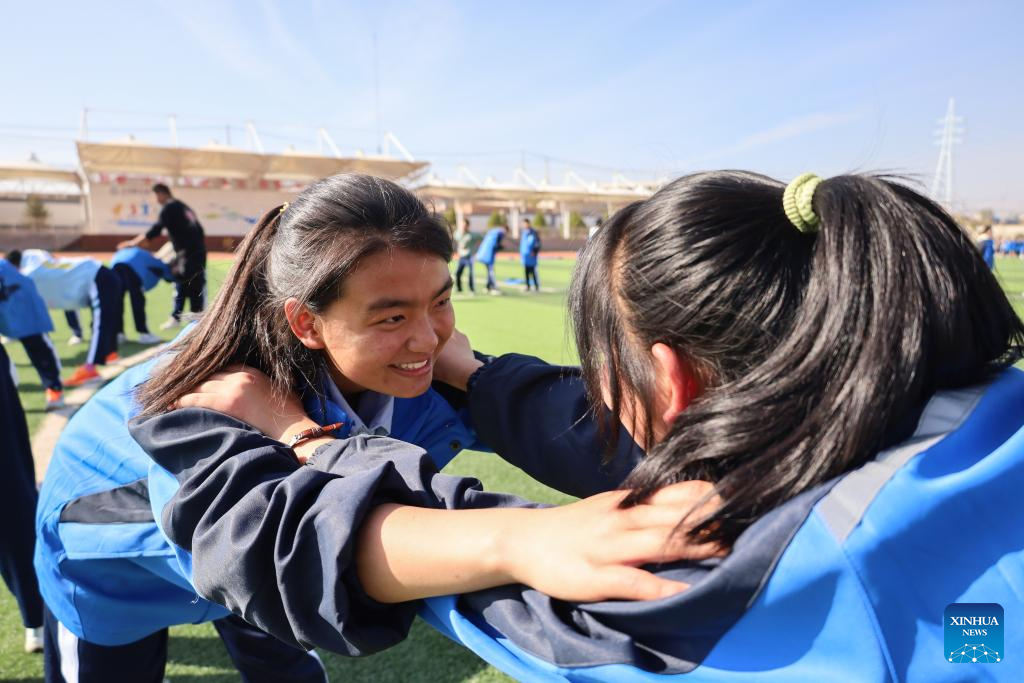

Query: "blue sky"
left=1, top=0, right=1020, bottom=212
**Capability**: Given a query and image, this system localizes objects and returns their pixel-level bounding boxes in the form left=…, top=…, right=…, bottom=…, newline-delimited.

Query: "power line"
left=0, top=132, right=78, bottom=142
left=416, top=149, right=524, bottom=158
left=0, top=123, right=79, bottom=131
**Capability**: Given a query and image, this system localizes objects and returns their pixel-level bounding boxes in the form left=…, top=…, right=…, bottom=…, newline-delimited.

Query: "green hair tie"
left=783, top=172, right=822, bottom=233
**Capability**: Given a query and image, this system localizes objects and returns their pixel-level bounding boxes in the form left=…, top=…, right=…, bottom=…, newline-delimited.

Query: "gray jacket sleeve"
left=129, top=407, right=530, bottom=655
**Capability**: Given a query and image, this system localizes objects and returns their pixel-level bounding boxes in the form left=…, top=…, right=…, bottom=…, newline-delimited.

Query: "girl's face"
left=312, top=248, right=454, bottom=399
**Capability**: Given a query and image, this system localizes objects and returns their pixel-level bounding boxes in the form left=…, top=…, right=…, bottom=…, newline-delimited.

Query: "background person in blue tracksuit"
left=17, top=247, right=88, bottom=347
left=978, top=224, right=995, bottom=270
left=155, top=171, right=1024, bottom=682
left=518, top=218, right=541, bottom=291
left=109, top=246, right=174, bottom=344
left=35, top=174, right=705, bottom=683
left=0, top=256, right=64, bottom=409
left=0, top=342, right=45, bottom=653
left=475, top=224, right=508, bottom=294
left=14, top=249, right=123, bottom=387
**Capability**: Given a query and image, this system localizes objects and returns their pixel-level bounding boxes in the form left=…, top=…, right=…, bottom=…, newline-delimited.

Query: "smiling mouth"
left=394, top=360, right=429, bottom=370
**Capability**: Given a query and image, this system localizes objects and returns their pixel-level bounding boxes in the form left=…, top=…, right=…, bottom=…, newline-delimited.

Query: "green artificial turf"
left=994, top=256, right=1024, bottom=322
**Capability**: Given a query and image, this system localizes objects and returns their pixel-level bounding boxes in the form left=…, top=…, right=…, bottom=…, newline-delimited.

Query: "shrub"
left=487, top=210, right=508, bottom=227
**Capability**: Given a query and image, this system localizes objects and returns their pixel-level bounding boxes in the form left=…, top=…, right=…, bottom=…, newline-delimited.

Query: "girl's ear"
left=284, top=298, right=325, bottom=349
left=650, top=342, right=701, bottom=430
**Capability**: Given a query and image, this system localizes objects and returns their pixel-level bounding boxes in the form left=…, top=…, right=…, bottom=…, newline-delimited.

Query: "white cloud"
left=257, top=0, right=341, bottom=88
left=156, top=2, right=281, bottom=81
left=156, top=0, right=337, bottom=89
left=690, top=109, right=868, bottom=164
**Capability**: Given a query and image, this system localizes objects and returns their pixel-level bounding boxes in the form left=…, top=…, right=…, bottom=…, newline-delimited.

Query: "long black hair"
left=570, top=171, right=1024, bottom=544
left=137, top=173, right=452, bottom=415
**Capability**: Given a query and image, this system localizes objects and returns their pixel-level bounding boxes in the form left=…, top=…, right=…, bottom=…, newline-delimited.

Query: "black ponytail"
left=136, top=205, right=285, bottom=414
left=571, top=171, right=1024, bottom=544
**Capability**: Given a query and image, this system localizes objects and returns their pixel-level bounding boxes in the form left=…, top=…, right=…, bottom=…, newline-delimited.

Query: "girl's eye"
left=435, top=297, right=451, bottom=308
left=378, top=315, right=404, bottom=325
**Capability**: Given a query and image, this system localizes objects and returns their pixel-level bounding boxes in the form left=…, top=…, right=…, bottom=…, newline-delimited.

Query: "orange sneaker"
left=105, top=351, right=120, bottom=363
left=65, top=365, right=101, bottom=387
left=45, top=388, right=65, bottom=410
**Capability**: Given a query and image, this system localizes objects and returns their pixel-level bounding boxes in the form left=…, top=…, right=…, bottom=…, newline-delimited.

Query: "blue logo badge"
left=945, top=603, right=1003, bottom=663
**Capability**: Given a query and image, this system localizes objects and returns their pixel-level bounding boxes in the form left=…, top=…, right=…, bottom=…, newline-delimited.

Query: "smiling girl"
left=35, top=174, right=716, bottom=683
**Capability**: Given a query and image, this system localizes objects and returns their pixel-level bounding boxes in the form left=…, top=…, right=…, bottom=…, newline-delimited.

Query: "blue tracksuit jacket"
left=979, top=238, right=995, bottom=269
left=21, top=249, right=102, bottom=311
left=0, top=259, right=53, bottom=339
left=475, top=228, right=506, bottom=265
left=519, top=229, right=541, bottom=267
left=34, top=353, right=483, bottom=646
left=110, top=247, right=174, bottom=291
left=129, top=354, right=1022, bottom=682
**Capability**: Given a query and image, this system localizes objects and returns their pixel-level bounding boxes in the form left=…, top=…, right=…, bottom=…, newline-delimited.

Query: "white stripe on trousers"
left=308, top=649, right=329, bottom=681
left=86, top=279, right=101, bottom=365
left=57, top=620, right=80, bottom=682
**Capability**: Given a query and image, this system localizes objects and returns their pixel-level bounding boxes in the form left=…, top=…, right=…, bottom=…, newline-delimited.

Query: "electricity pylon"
left=930, top=98, right=964, bottom=209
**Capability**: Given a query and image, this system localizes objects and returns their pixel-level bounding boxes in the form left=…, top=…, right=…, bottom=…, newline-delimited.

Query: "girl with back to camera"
left=35, top=174, right=716, bottom=683
left=165, top=171, right=1024, bottom=681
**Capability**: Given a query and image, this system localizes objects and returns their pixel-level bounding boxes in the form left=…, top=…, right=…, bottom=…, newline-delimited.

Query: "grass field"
left=4, top=253, right=1024, bottom=681
left=0, top=256, right=579, bottom=682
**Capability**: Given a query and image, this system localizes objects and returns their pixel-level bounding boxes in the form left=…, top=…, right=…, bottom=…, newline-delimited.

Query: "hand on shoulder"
left=174, top=365, right=324, bottom=460
left=501, top=480, right=727, bottom=602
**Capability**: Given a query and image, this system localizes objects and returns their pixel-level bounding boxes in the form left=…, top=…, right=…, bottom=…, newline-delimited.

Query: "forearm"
left=356, top=504, right=538, bottom=603
left=119, top=234, right=150, bottom=250
left=358, top=482, right=722, bottom=606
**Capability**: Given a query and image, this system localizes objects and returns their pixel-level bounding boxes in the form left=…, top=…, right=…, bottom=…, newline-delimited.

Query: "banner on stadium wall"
left=86, top=178, right=294, bottom=236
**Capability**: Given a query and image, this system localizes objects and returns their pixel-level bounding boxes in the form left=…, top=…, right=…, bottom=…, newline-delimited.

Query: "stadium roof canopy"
left=0, top=155, right=81, bottom=184
left=76, top=138, right=428, bottom=182
left=417, top=168, right=657, bottom=204
left=0, top=155, right=82, bottom=197
left=416, top=168, right=661, bottom=237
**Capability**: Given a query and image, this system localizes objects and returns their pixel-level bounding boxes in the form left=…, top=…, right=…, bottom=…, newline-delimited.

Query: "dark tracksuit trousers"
left=20, top=333, right=62, bottom=392
left=64, top=310, right=82, bottom=339
left=455, top=256, right=476, bottom=292
left=524, top=265, right=539, bottom=290
left=484, top=262, right=497, bottom=291
left=171, top=250, right=206, bottom=321
left=0, top=344, right=43, bottom=630
left=85, top=266, right=123, bottom=366
left=112, top=263, right=150, bottom=335
left=43, top=609, right=326, bottom=683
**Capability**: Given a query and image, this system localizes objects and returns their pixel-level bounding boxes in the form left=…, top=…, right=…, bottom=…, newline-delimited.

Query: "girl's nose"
left=407, top=316, right=439, bottom=354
